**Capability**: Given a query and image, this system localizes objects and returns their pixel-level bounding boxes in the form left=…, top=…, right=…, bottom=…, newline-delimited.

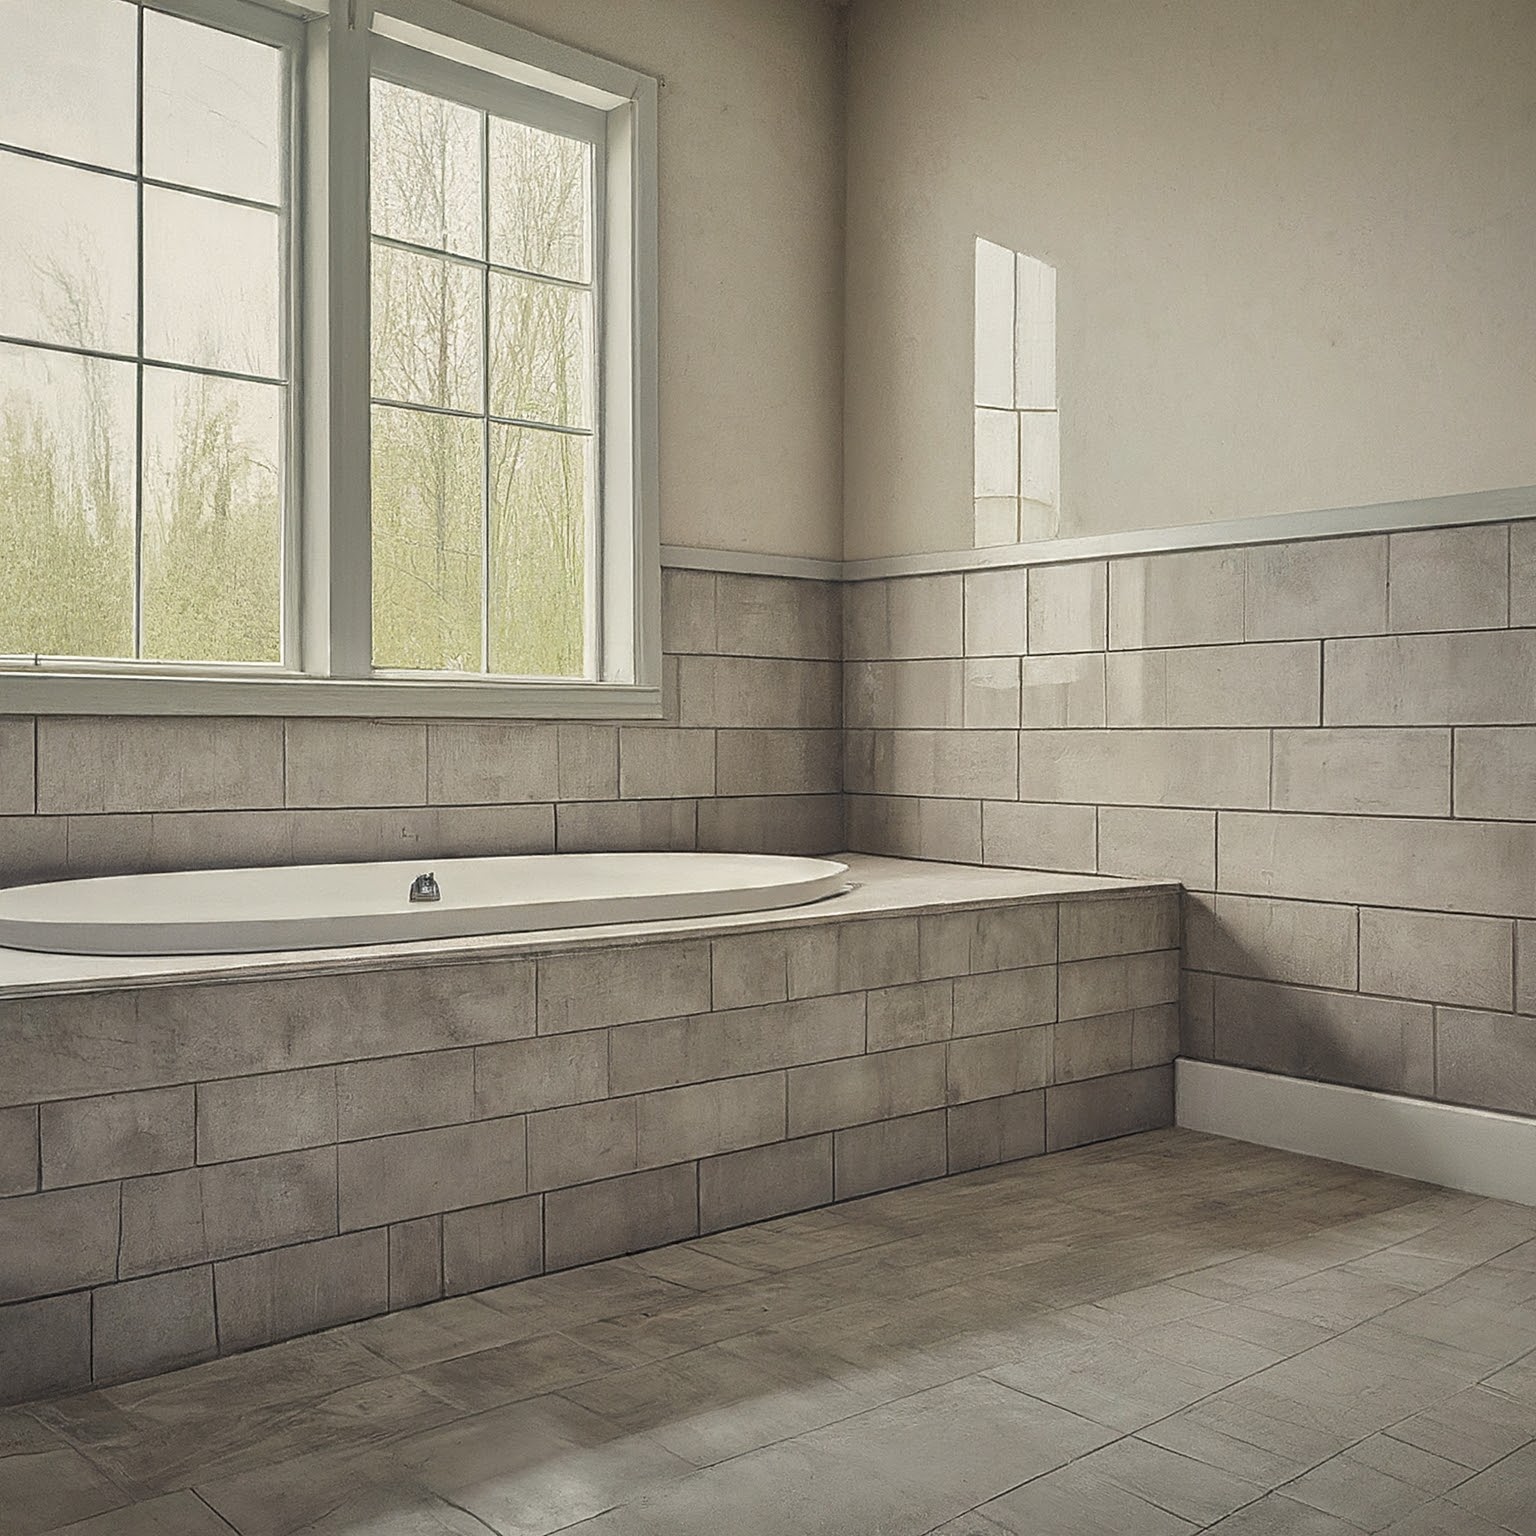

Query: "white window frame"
left=0, top=0, right=661, bottom=719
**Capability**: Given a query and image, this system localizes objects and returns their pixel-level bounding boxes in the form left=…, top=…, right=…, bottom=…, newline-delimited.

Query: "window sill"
left=0, top=669, right=664, bottom=720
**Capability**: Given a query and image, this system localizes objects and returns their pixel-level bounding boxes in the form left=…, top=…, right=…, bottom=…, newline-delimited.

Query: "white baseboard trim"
left=1176, top=1059, right=1536, bottom=1207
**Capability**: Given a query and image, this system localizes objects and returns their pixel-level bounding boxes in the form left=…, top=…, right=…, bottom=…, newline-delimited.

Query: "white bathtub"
left=0, top=853, right=852, bottom=957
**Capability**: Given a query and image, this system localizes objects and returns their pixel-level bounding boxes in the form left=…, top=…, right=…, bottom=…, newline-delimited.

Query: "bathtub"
left=0, top=852, right=852, bottom=957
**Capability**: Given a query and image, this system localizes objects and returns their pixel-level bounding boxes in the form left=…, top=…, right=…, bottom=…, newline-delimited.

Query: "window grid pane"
left=0, top=0, right=289, bottom=667
left=369, top=75, right=596, bottom=681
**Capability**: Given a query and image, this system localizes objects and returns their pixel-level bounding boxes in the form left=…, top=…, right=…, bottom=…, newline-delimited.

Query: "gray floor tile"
left=6, top=1131, right=1534, bottom=1536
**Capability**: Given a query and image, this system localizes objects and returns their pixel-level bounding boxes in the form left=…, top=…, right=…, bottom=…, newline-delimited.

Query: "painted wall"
left=479, top=0, right=846, bottom=561
left=843, top=0, right=1536, bottom=558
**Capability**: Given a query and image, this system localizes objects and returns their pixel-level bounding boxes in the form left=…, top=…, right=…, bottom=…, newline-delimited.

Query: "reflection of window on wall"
left=973, top=238, right=1058, bottom=547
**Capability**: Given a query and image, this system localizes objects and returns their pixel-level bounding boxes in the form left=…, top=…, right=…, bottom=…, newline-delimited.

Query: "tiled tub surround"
left=845, top=517, right=1536, bottom=1121
left=0, top=570, right=844, bottom=887
left=0, top=856, right=1178, bottom=1404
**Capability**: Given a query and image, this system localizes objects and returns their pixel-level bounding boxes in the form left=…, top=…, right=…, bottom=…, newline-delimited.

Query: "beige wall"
left=476, top=0, right=846, bottom=561
left=843, top=0, right=1536, bottom=558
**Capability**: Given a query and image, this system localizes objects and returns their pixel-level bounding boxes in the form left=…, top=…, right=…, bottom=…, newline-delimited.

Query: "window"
left=0, top=0, right=660, bottom=717
left=0, top=0, right=293, bottom=666
left=973, top=237, right=1059, bottom=548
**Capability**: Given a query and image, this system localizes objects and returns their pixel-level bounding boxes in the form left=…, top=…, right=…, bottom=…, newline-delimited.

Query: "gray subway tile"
left=556, top=724, right=620, bottom=801
left=715, top=730, right=841, bottom=797
left=1325, top=631, right=1536, bottom=725
left=0, top=1184, right=119, bottom=1302
left=337, top=1120, right=523, bottom=1231
left=0, top=718, right=35, bottom=815
left=1358, top=909, right=1514, bottom=1011
left=1183, top=893, right=1359, bottom=990
left=1109, top=548, right=1245, bottom=650
left=846, top=794, right=979, bottom=863
left=336, top=1052, right=474, bottom=1141
left=786, top=1043, right=947, bottom=1137
left=697, top=793, right=845, bottom=855
left=474, top=1034, right=609, bottom=1118
left=699, top=1135, right=833, bottom=1232
left=1018, top=729, right=1269, bottom=809
left=442, top=1197, right=543, bottom=1297
left=1053, top=1012, right=1135, bottom=1083
left=834, top=1110, right=947, bottom=1198
left=197, top=1068, right=336, bottom=1164
left=216, top=1230, right=389, bottom=1352
left=1245, top=536, right=1388, bottom=641
left=973, top=903, right=1059, bottom=970
left=714, top=573, right=842, bottom=660
left=711, top=931, right=792, bottom=1011
left=844, top=659, right=964, bottom=730
left=634, top=1074, right=786, bottom=1166
left=1218, top=811, right=1536, bottom=919
left=1131, top=1004, right=1181, bottom=1068
left=619, top=728, right=717, bottom=799
left=1059, top=892, right=1179, bottom=961
left=284, top=720, right=427, bottom=808
left=964, top=568, right=1028, bottom=656
left=557, top=799, right=696, bottom=852
left=1437, top=1009, right=1536, bottom=1117
left=538, top=941, right=712, bottom=1034
left=389, top=1217, right=443, bottom=1310
left=947, top=1026, right=1054, bottom=1103
left=1389, top=525, right=1510, bottom=633
left=1454, top=727, right=1536, bottom=820
left=1512, top=521, right=1535, bottom=626
left=527, top=1099, right=637, bottom=1191
left=1029, top=562, right=1107, bottom=654
left=543, top=1163, right=698, bottom=1271
left=1272, top=728, right=1451, bottom=815
left=1181, top=971, right=1215, bottom=1059
left=793, top=915, right=924, bottom=994
left=867, top=980, right=955, bottom=1050
left=1059, top=951, right=1180, bottom=1020
left=1105, top=643, right=1320, bottom=728
left=1212, top=976, right=1434, bottom=1096
left=867, top=729, right=1018, bottom=800
left=93, top=1267, right=217, bottom=1384
left=677, top=656, right=842, bottom=728
left=41, top=1086, right=194, bottom=1188
left=609, top=993, right=866, bottom=1095
left=0, top=1106, right=37, bottom=1197
left=37, top=718, right=284, bottom=814
left=952, top=966, right=1057, bottom=1037
left=0, top=814, right=66, bottom=885
left=661, top=568, right=718, bottom=654
left=946, top=1090, right=1045, bottom=1173
left=1020, top=653, right=1106, bottom=728
left=0, top=1293, right=91, bottom=1404
left=963, top=658, right=1022, bottom=728
left=426, top=723, right=559, bottom=805
left=120, top=1148, right=337, bottom=1275
left=983, top=800, right=1097, bottom=873
left=1045, top=1065, right=1173, bottom=1151
left=1520, top=922, right=1536, bottom=1016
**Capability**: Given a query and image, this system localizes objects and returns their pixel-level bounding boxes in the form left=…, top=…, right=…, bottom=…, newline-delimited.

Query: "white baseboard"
left=1176, top=1060, right=1536, bottom=1207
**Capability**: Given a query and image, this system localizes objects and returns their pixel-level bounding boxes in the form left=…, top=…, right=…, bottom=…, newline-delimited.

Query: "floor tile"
left=7, top=1131, right=1534, bottom=1534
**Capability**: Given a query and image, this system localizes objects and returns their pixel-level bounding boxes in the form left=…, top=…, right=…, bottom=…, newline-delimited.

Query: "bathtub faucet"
left=408, top=872, right=441, bottom=903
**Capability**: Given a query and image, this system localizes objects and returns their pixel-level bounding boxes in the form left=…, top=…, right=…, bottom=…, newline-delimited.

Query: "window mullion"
left=301, top=5, right=373, bottom=678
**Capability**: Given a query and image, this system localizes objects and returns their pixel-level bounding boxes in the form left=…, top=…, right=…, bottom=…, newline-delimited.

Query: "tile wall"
left=846, top=519, right=1536, bottom=1119
left=0, top=569, right=844, bottom=886
left=0, top=889, right=1177, bottom=1401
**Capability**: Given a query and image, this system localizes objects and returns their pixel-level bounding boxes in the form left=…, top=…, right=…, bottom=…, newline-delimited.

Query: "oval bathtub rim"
left=0, top=851, right=854, bottom=958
